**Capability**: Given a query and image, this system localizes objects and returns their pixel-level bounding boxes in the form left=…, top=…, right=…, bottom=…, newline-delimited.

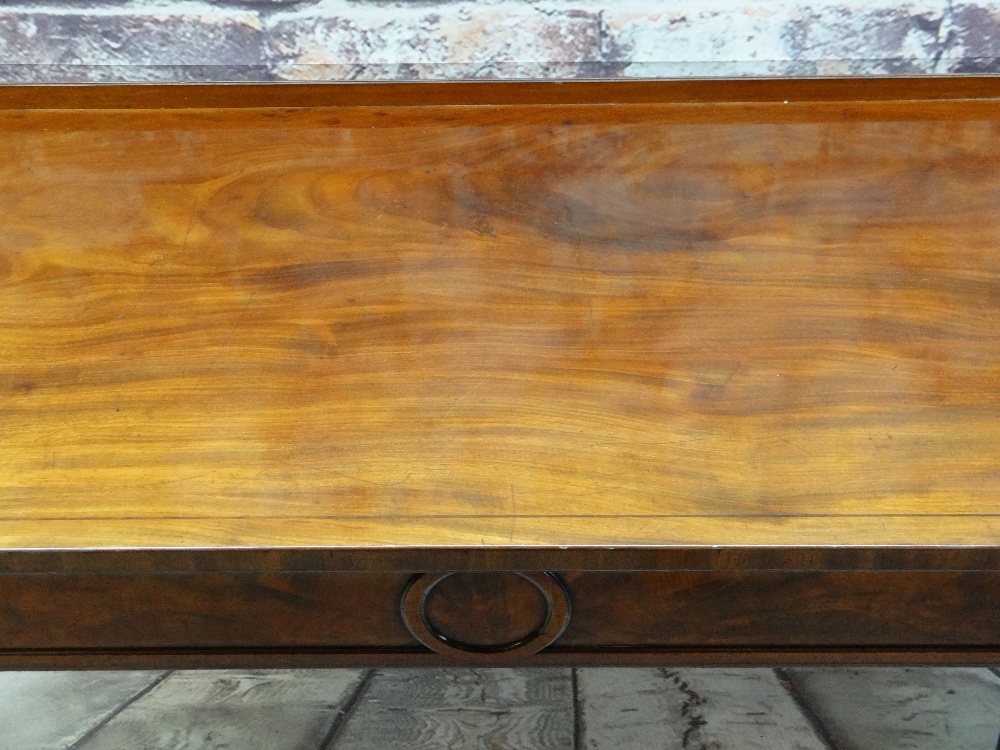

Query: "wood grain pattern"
left=557, top=571, right=1000, bottom=647
left=420, top=573, right=551, bottom=649
left=3, top=93, right=1000, bottom=552
left=0, top=573, right=416, bottom=650
left=332, top=668, right=573, bottom=750
left=3, top=546, right=1000, bottom=575
left=2, top=77, right=1000, bottom=110
left=2, top=570, right=997, bottom=662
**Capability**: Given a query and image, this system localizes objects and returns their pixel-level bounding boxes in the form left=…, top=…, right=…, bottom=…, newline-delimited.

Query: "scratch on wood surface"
left=442, top=377, right=490, bottom=418
left=326, top=468, right=415, bottom=489
left=774, top=435, right=816, bottom=459
left=179, top=196, right=199, bottom=254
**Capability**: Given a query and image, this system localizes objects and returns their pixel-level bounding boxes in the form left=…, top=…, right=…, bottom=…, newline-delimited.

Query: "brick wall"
left=1, top=0, right=998, bottom=82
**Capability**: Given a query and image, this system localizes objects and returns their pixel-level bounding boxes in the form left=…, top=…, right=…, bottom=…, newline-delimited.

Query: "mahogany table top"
left=2, top=79, right=1000, bottom=564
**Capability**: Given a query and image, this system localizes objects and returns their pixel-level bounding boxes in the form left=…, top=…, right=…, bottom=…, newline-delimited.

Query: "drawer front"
left=559, top=571, right=1000, bottom=647
left=0, top=573, right=416, bottom=650
left=1, top=571, right=997, bottom=664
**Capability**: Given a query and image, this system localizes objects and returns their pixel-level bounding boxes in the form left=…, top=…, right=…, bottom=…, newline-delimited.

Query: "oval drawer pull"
left=401, top=571, right=571, bottom=656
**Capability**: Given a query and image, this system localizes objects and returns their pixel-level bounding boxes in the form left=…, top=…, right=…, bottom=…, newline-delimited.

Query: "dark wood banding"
left=0, top=569, right=996, bottom=666
left=2, top=77, right=1000, bottom=111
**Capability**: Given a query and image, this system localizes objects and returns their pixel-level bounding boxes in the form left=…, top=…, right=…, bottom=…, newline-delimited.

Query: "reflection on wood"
left=2, top=101, right=1000, bottom=549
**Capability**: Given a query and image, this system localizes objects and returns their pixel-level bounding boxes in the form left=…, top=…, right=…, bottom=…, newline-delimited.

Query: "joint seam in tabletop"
left=10, top=513, right=1000, bottom=521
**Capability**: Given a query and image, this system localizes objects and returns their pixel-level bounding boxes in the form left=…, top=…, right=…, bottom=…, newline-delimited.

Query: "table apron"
left=0, top=569, right=997, bottom=667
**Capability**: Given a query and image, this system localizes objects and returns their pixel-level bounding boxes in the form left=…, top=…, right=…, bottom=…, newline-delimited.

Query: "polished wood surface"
left=3, top=76, right=1000, bottom=110
left=3, top=87, right=1000, bottom=553
left=2, top=571, right=996, bottom=650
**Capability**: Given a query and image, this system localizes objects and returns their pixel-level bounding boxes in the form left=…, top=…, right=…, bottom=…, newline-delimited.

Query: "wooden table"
left=2, top=78, right=1000, bottom=669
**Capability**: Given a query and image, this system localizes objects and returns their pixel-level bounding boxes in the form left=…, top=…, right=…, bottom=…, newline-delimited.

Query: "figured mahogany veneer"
left=1, top=78, right=1000, bottom=668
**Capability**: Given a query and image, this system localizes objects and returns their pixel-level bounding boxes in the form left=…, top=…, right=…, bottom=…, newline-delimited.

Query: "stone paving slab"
left=2, top=669, right=999, bottom=749
left=72, top=669, right=368, bottom=750
left=784, top=667, right=1000, bottom=750
left=576, top=668, right=830, bottom=750
left=0, top=671, right=164, bottom=750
